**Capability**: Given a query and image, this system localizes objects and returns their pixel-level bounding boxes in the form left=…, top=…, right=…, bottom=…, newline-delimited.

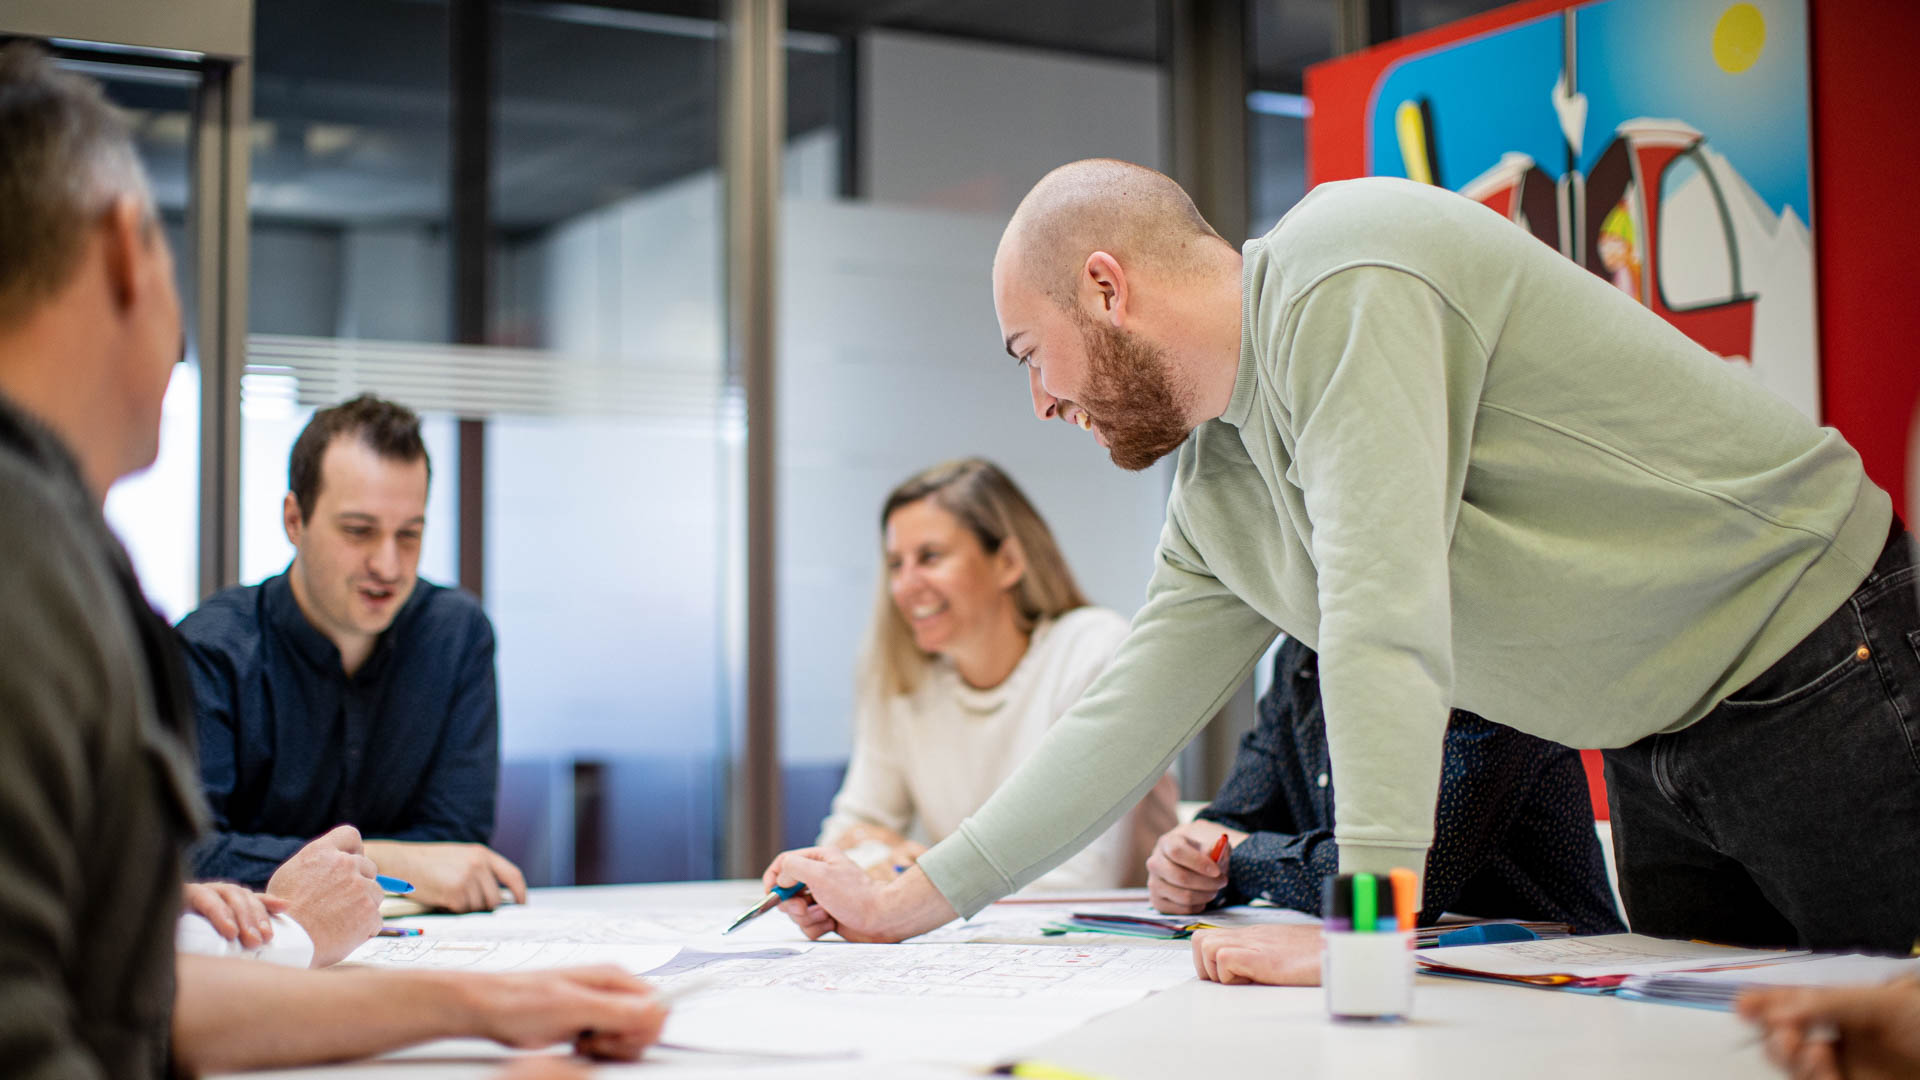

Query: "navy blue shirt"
left=1199, top=638, right=1624, bottom=935
left=177, top=570, right=499, bottom=886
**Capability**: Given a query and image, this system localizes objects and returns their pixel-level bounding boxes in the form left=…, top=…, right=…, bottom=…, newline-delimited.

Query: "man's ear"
left=1083, top=251, right=1130, bottom=327
left=282, top=491, right=304, bottom=547
left=100, top=195, right=151, bottom=313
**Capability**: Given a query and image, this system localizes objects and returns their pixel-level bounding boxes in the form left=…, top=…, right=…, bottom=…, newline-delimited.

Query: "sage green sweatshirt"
left=916, top=177, right=1890, bottom=918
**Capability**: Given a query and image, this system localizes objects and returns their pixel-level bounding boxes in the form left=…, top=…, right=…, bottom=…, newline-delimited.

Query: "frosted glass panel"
left=486, top=0, right=740, bottom=883
left=775, top=199, right=1173, bottom=769
left=776, top=33, right=1171, bottom=848
left=488, top=147, right=730, bottom=764
left=485, top=414, right=730, bottom=759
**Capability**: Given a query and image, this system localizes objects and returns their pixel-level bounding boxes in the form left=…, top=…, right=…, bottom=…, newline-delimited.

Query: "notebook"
left=1414, top=933, right=1809, bottom=991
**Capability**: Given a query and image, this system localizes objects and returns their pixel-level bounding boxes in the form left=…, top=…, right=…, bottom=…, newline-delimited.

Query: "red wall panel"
left=1809, top=0, right=1920, bottom=513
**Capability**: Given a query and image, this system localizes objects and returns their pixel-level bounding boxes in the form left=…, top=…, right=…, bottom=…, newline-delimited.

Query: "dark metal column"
left=834, top=33, right=861, bottom=200
left=1336, top=0, right=1395, bottom=55
left=1167, top=0, right=1256, bottom=799
left=192, top=57, right=250, bottom=597
left=724, top=0, right=784, bottom=878
left=1167, top=0, right=1249, bottom=245
left=451, top=0, right=493, bottom=600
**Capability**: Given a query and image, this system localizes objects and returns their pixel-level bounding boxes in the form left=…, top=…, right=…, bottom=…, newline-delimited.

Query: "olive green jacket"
left=0, top=393, right=207, bottom=1079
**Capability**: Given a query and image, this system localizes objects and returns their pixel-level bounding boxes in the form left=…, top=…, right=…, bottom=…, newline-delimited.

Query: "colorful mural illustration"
left=1356, top=0, right=1817, bottom=418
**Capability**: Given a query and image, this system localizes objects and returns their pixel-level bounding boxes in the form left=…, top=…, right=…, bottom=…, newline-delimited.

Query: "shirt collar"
left=1220, top=238, right=1263, bottom=430
left=941, top=615, right=1056, bottom=715
left=264, top=568, right=417, bottom=682
left=264, top=570, right=348, bottom=675
left=0, top=390, right=94, bottom=515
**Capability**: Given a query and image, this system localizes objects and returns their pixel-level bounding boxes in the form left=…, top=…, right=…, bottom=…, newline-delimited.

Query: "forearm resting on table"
left=172, top=954, right=478, bottom=1073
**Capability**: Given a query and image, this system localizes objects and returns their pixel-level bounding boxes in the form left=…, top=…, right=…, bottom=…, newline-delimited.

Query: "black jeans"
left=1604, top=524, right=1920, bottom=952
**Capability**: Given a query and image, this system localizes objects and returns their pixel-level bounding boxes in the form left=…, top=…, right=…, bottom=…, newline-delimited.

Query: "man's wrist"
left=878, top=866, right=958, bottom=940
left=440, top=970, right=494, bottom=1038
left=361, top=840, right=409, bottom=874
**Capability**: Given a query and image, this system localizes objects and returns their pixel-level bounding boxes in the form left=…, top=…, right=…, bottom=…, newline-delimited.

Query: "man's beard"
left=1070, top=311, right=1193, bottom=472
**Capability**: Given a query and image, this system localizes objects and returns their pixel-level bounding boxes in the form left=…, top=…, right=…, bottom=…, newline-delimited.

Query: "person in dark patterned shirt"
left=1150, top=636, right=1623, bottom=940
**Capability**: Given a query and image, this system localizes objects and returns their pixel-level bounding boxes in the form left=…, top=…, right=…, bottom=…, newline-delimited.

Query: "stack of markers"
left=1321, top=867, right=1421, bottom=1020
left=1321, top=868, right=1419, bottom=934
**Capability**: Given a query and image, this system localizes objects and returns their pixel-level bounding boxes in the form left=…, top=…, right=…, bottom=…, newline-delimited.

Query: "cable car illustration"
left=1447, top=119, right=1758, bottom=363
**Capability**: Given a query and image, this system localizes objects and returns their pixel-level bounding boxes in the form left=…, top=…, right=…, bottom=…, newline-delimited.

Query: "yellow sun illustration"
left=1713, top=3, right=1766, bottom=73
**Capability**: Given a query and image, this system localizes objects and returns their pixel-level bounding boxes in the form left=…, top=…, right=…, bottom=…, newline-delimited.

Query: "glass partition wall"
left=234, top=0, right=743, bottom=886
left=773, top=4, right=1177, bottom=853
left=487, top=0, right=735, bottom=885
left=242, top=0, right=459, bottom=588
left=10, top=0, right=1447, bottom=884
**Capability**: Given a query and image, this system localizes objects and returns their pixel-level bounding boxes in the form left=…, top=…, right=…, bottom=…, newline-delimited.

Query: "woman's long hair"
left=861, top=458, right=1090, bottom=698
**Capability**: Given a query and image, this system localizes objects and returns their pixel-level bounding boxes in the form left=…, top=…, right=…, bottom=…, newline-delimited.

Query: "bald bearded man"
left=759, top=158, right=1918, bottom=957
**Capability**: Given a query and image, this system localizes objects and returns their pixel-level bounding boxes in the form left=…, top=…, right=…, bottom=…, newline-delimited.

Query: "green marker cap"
left=1351, top=873, right=1378, bottom=933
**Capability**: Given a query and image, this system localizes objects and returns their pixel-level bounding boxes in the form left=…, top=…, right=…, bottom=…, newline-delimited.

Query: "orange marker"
left=1388, top=867, right=1418, bottom=932
left=1208, top=834, right=1230, bottom=864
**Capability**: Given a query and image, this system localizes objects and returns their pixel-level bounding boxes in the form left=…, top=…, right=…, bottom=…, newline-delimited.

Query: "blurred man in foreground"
left=0, top=41, right=663, bottom=1076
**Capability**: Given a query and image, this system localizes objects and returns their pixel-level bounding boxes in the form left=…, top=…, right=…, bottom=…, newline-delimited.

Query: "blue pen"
left=1433, top=922, right=1541, bottom=948
left=376, top=874, right=414, bottom=894
left=723, top=881, right=808, bottom=934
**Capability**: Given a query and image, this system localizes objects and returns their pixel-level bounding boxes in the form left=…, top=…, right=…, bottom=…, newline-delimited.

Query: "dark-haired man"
left=180, top=394, right=525, bottom=912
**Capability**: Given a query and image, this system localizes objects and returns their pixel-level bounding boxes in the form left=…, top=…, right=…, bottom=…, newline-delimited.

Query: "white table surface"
left=225, top=881, right=1779, bottom=1079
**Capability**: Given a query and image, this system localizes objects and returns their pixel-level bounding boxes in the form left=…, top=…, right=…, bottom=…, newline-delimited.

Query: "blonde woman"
left=818, top=459, right=1177, bottom=890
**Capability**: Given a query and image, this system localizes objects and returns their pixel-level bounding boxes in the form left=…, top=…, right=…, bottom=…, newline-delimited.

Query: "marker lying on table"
left=989, top=1061, right=1110, bottom=1080
left=723, top=882, right=809, bottom=934
left=376, top=874, right=414, bottom=894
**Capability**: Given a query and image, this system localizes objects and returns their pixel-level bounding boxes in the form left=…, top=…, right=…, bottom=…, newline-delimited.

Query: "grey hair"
left=0, top=41, right=155, bottom=327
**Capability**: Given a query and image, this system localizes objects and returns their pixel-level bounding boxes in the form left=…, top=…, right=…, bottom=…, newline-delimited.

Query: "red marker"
left=1208, top=834, right=1230, bottom=864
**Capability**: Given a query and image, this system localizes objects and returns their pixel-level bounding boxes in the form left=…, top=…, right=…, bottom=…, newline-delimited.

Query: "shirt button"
left=1317, top=772, right=1329, bottom=788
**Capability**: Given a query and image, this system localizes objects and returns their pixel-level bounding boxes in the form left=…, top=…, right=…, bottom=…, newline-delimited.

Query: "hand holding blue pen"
left=723, top=881, right=808, bottom=934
